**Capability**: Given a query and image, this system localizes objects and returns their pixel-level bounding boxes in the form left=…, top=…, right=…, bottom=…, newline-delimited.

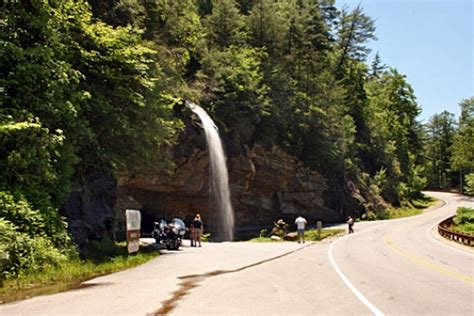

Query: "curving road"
left=1, top=192, right=472, bottom=315
left=330, top=191, right=474, bottom=315
left=170, top=192, right=473, bottom=315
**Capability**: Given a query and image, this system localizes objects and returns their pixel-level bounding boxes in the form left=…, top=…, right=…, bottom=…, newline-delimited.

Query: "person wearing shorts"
left=295, top=216, right=307, bottom=243
left=192, top=214, right=204, bottom=247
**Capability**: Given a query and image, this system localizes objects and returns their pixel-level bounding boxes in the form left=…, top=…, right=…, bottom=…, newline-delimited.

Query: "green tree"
left=425, top=111, right=457, bottom=189
left=87, top=0, right=145, bottom=27
left=0, top=1, right=82, bottom=209
left=366, top=68, right=424, bottom=203
left=451, top=97, right=474, bottom=171
left=451, top=97, right=474, bottom=192
left=198, top=46, right=269, bottom=142
left=248, top=0, right=289, bottom=57
left=334, top=4, right=376, bottom=77
left=1, top=1, right=81, bottom=276
left=204, top=0, right=247, bottom=48
left=0, top=0, right=181, bottom=276
left=370, top=52, right=386, bottom=78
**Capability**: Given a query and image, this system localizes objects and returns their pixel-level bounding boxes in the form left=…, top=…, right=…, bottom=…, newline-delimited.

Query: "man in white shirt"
left=295, top=216, right=308, bottom=243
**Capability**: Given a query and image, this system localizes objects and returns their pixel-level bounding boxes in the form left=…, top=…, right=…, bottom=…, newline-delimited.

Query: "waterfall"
left=186, top=101, right=234, bottom=241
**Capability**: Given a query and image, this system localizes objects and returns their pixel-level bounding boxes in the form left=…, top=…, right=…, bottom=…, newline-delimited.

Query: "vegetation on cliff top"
left=0, top=0, right=472, bottom=281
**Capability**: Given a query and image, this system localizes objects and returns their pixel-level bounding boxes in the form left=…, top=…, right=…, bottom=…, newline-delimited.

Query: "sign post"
left=126, top=209, right=141, bottom=254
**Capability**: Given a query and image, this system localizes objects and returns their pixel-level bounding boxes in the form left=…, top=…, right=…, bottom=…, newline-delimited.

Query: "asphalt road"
left=331, top=191, right=474, bottom=315
left=1, top=192, right=472, bottom=315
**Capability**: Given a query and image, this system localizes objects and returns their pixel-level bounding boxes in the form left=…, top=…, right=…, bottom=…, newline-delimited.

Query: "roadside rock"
left=61, top=168, right=116, bottom=250
left=284, top=232, right=298, bottom=241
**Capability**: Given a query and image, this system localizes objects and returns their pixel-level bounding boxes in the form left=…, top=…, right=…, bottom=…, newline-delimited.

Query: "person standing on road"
left=295, top=216, right=307, bottom=243
left=192, top=214, right=204, bottom=247
left=347, top=216, right=354, bottom=234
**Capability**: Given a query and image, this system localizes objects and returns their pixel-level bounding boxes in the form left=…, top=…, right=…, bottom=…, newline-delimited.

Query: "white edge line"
left=329, top=235, right=385, bottom=316
left=327, top=192, right=469, bottom=316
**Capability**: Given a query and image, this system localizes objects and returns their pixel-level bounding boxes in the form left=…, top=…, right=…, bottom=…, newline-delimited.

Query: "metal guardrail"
left=438, top=216, right=474, bottom=247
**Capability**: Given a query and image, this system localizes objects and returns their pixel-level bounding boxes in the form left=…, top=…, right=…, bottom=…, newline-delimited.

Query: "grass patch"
left=363, top=195, right=438, bottom=221
left=383, top=207, right=423, bottom=219
left=305, top=228, right=345, bottom=241
left=410, top=195, right=438, bottom=209
left=248, top=236, right=278, bottom=242
left=248, top=228, right=344, bottom=242
left=0, top=240, right=159, bottom=304
left=450, top=223, right=474, bottom=235
left=386, top=195, right=438, bottom=219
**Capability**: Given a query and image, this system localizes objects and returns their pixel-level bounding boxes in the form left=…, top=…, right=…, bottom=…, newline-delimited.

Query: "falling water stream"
left=186, top=101, right=234, bottom=241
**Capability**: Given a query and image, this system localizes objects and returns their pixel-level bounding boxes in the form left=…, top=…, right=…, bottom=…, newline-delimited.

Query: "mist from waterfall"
left=186, top=101, right=234, bottom=241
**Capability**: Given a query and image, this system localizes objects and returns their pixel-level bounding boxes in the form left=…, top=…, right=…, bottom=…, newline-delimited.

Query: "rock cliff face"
left=114, top=123, right=337, bottom=240
left=64, top=120, right=386, bottom=246
left=62, top=169, right=116, bottom=249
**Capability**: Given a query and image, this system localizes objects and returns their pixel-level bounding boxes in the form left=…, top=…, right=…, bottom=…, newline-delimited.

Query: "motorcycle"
left=152, top=218, right=186, bottom=250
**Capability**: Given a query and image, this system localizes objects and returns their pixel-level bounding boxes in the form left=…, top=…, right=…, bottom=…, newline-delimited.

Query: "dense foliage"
left=0, top=0, right=180, bottom=279
left=452, top=207, right=474, bottom=234
left=424, top=97, right=474, bottom=194
left=0, top=0, right=470, bottom=279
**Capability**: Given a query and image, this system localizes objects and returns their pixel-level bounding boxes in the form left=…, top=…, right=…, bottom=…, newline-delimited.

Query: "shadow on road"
left=152, top=243, right=314, bottom=315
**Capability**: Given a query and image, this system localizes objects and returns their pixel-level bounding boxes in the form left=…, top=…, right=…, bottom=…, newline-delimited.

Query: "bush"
left=361, top=211, right=389, bottom=220
left=0, top=191, right=73, bottom=280
left=465, top=173, right=474, bottom=196
left=452, top=207, right=474, bottom=235
left=201, top=233, right=211, bottom=242
left=453, top=207, right=474, bottom=226
left=0, top=219, right=67, bottom=281
left=454, top=223, right=474, bottom=234
left=361, top=211, right=378, bottom=221
left=0, top=191, right=46, bottom=236
left=0, top=191, right=73, bottom=249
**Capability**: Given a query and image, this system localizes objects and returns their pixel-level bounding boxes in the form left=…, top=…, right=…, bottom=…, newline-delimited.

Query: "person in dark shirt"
left=192, top=214, right=204, bottom=247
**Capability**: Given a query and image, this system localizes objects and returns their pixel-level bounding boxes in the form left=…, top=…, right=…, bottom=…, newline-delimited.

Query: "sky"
left=336, top=0, right=473, bottom=123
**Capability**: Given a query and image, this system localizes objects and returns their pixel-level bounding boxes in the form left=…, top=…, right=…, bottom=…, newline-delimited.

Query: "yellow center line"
left=383, top=234, right=474, bottom=284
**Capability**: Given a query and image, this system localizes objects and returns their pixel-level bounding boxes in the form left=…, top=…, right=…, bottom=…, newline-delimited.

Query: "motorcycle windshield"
left=159, top=219, right=167, bottom=230
left=171, top=218, right=186, bottom=230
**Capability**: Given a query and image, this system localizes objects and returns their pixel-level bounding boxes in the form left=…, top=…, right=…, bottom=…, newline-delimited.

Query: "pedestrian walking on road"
left=347, top=216, right=354, bottom=234
left=295, top=216, right=307, bottom=243
left=192, top=214, right=204, bottom=247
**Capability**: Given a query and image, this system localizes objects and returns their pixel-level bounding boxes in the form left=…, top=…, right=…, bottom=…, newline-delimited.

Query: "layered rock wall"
left=115, top=142, right=335, bottom=239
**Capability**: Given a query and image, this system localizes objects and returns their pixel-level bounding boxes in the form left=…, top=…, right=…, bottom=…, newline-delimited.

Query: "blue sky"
left=336, top=0, right=473, bottom=122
